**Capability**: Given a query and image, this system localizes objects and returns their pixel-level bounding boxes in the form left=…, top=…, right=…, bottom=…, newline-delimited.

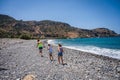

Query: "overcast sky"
left=0, top=0, right=120, bottom=33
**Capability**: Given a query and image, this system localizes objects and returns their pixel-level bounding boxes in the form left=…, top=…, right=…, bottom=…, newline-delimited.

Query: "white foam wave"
left=47, top=40, right=54, bottom=44
left=47, top=39, right=57, bottom=46
left=64, top=45, right=120, bottom=60
left=47, top=39, right=120, bottom=59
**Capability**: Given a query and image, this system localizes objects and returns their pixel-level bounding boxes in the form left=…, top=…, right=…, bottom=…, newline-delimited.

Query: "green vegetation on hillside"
left=0, top=14, right=119, bottom=39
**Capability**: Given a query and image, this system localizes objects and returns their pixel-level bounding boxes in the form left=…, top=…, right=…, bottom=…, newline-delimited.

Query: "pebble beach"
left=0, top=38, right=120, bottom=80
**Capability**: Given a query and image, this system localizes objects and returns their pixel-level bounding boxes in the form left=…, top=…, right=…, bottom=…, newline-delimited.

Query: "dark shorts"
left=39, top=47, right=43, bottom=49
left=58, top=52, right=63, bottom=56
left=39, top=47, right=43, bottom=52
left=49, top=51, right=52, bottom=56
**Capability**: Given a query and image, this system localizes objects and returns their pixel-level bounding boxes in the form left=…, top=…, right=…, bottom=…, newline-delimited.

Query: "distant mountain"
left=0, top=14, right=119, bottom=38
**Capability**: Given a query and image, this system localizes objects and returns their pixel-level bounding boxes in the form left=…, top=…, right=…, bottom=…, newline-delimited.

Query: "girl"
left=48, top=44, right=54, bottom=61
left=37, top=39, right=43, bottom=57
left=58, top=44, right=64, bottom=64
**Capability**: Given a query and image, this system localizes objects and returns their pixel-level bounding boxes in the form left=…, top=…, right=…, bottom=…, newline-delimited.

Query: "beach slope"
left=0, top=39, right=120, bottom=80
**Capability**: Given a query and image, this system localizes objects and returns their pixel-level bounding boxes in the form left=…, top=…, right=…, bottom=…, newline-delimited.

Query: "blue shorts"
left=49, top=51, right=52, bottom=54
left=49, top=52, right=52, bottom=56
left=58, top=52, right=63, bottom=56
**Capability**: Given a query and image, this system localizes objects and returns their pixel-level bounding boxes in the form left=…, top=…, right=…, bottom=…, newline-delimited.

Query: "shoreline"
left=63, top=47, right=120, bottom=61
left=0, top=38, right=120, bottom=80
left=47, top=39, right=120, bottom=60
left=52, top=44, right=120, bottom=61
left=52, top=44, right=119, bottom=61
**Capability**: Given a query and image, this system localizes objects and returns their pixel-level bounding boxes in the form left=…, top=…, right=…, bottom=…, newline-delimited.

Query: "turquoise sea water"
left=48, top=37, right=120, bottom=59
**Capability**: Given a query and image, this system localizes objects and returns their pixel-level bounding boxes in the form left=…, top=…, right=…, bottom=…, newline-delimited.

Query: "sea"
left=48, top=37, right=120, bottom=60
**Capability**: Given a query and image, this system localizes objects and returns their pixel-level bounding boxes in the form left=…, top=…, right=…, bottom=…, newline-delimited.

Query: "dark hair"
left=37, top=39, right=40, bottom=42
left=58, top=44, right=62, bottom=47
left=48, top=44, right=50, bottom=46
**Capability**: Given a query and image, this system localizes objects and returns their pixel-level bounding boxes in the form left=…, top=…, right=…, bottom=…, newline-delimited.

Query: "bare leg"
left=40, top=50, right=43, bottom=57
left=58, top=56, right=60, bottom=64
left=60, top=56, right=64, bottom=64
left=49, top=54, right=51, bottom=60
left=50, top=56, right=52, bottom=61
left=49, top=54, right=53, bottom=61
left=51, top=55, right=54, bottom=61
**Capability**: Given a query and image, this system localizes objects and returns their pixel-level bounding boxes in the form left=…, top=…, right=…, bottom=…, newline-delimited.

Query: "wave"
left=64, top=45, right=120, bottom=60
left=47, top=39, right=54, bottom=44
left=47, top=39, right=57, bottom=46
left=47, top=39, right=62, bottom=45
left=48, top=40, right=120, bottom=59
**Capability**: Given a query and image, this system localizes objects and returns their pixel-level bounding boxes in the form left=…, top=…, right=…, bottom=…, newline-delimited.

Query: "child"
left=48, top=44, right=54, bottom=61
left=37, top=39, right=43, bottom=57
left=58, top=44, right=64, bottom=64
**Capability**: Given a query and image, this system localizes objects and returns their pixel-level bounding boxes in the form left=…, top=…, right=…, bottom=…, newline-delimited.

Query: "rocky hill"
left=0, top=14, right=119, bottom=38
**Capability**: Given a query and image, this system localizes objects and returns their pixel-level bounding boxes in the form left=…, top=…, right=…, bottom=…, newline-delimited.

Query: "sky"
left=0, top=0, right=120, bottom=33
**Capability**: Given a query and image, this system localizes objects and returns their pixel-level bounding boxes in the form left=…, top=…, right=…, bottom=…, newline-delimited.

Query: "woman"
left=58, top=44, right=64, bottom=64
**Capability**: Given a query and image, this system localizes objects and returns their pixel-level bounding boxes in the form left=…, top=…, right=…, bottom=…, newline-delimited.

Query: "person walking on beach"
left=47, top=44, right=54, bottom=61
left=37, top=39, right=43, bottom=57
left=58, top=44, right=64, bottom=64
